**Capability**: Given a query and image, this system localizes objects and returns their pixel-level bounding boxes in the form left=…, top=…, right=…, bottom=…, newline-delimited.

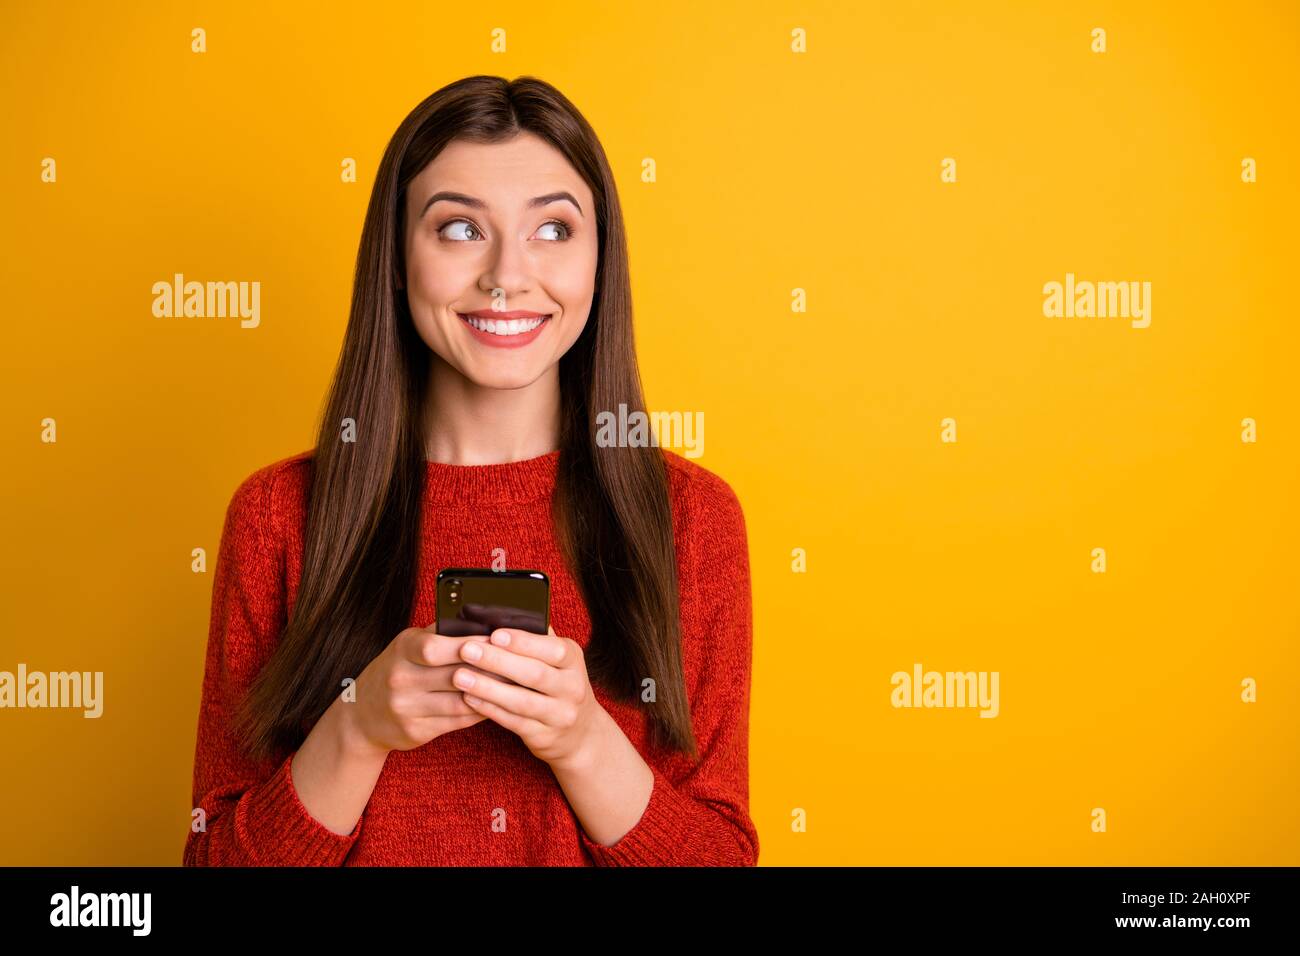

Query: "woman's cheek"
left=409, top=266, right=456, bottom=324
left=547, top=264, right=597, bottom=315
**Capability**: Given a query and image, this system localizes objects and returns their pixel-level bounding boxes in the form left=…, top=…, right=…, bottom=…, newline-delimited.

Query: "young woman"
left=183, top=75, right=757, bottom=866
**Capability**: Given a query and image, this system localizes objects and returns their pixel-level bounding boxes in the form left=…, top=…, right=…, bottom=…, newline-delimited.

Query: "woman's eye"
left=439, top=219, right=569, bottom=242
left=440, top=219, right=480, bottom=241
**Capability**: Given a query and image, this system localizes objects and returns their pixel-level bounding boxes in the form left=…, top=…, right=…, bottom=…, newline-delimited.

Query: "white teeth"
left=463, top=314, right=547, bottom=335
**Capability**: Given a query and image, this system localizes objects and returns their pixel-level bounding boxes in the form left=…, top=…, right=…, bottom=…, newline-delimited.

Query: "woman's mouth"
left=457, top=312, right=551, bottom=349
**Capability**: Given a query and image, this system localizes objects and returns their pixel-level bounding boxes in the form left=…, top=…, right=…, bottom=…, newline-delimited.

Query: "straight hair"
left=233, top=75, right=697, bottom=764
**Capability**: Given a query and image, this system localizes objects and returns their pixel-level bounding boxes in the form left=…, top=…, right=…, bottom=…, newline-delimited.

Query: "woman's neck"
left=423, top=360, right=562, bottom=465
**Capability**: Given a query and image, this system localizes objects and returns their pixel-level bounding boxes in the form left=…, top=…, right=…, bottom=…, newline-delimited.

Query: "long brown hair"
left=233, top=75, right=697, bottom=763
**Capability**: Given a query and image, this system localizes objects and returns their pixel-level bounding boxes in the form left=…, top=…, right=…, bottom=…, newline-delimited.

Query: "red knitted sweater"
left=182, top=447, right=758, bottom=866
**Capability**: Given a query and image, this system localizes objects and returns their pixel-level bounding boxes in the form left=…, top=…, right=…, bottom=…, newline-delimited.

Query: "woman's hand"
left=339, top=626, right=498, bottom=758
left=452, top=626, right=606, bottom=769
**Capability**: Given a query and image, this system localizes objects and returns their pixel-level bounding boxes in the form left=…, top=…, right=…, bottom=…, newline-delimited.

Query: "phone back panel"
left=435, top=569, right=549, bottom=636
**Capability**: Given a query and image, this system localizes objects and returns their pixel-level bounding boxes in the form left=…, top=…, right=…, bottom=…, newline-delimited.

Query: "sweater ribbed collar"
left=423, top=448, right=560, bottom=507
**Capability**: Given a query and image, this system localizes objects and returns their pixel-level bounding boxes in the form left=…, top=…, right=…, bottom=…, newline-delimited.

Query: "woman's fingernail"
left=455, top=670, right=476, bottom=688
left=491, top=629, right=511, bottom=646
left=462, top=641, right=482, bottom=660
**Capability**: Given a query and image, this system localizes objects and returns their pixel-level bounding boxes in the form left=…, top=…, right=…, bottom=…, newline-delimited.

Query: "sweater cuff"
left=237, top=751, right=362, bottom=866
left=577, top=763, right=697, bottom=866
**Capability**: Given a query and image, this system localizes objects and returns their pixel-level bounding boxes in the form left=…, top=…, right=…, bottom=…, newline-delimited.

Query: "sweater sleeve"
left=577, top=467, right=760, bottom=866
left=183, top=465, right=362, bottom=866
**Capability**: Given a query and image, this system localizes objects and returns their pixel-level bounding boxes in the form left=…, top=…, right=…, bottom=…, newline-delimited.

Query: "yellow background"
left=2, top=0, right=1296, bottom=865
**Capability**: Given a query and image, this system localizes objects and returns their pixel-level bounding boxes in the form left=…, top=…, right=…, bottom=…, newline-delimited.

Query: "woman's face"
left=402, top=131, right=599, bottom=389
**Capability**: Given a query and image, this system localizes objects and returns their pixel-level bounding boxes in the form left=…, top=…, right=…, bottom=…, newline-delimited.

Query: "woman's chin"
left=465, top=365, right=544, bottom=391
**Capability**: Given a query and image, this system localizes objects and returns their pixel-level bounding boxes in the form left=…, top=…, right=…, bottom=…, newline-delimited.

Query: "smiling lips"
left=457, top=309, right=551, bottom=348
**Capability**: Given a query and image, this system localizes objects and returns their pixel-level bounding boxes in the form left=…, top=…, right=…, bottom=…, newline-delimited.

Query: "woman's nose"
left=479, top=237, right=533, bottom=299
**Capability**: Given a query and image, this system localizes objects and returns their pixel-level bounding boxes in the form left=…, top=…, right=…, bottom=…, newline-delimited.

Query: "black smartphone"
left=435, top=568, right=550, bottom=637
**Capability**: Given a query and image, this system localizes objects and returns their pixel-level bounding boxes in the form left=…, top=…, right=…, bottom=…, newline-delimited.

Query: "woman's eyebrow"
left=420, top=190, right=584, bottom=219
